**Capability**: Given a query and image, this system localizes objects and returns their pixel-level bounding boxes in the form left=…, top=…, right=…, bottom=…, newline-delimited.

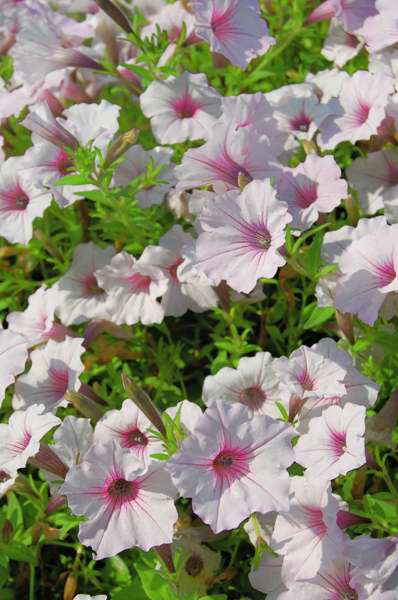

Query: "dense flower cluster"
left=0, top=0, right=398, bottom=598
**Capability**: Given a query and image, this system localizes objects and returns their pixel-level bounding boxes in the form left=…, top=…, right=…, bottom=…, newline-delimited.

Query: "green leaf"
left=54, top=174, right=92, bottom=186
left=303, top=305, right=335, bottom=329
left=136, top=562, right=178, bottom=600
left=0, top=542, right=37, bottom=564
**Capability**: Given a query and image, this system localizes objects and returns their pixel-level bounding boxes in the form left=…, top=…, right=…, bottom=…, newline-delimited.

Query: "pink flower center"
left=294, top=181, right=318, bottom=209
left=197, top=150, right=253, bottom=188
left=303, top=506, right=327, bottom=537
left=127, top=272, right=152, bottom=293
left=290, top=112, right=312, bottom=133
left=168, top=256, right=184, bottom=281
left=296, top=369, right=315, bottom=391
left=210, top=4, right=238, bottom=40
left=238, top=220, right=272, bottom=252
left=239, top=386, right=266, bottom=410
left=120, top=428, right=148, bottom=449
left=328, top=429, right=347, bottom=458
left=49, top=367, right=69, bottom=398
left=353, top=101, right=370, bottom=126
left=106, top=476, right=138, bottom=507
left=372, top=260, right=396, bottom=288
left=81, top=272, right=105, bottom=298
left=212, top=446, right=251, bottom=486
left=8, top=430, right=32, bottom=455
left=53, top=149, right=73, bottom=176
left=172, top=93, right=201, bottom=119
left=1, top=185, right=30, bottom=211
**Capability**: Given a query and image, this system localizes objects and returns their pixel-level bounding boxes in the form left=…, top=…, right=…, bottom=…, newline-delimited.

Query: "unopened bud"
left=121, top=374, right=166, bottom=436
left=104, top=128, right=140, bottom=168
left=29, top=444, right=68, bottom=479
left=301, top=140, right=317, bottom=155
left=2, top=520, right=13, bottom=544
left=154, top=544, right=175, bottom=573
left=95, top=0, right=132, bottom=33
left=66, top=390, right=105, bottom=423
left=63, top=573, right=78, bottom=600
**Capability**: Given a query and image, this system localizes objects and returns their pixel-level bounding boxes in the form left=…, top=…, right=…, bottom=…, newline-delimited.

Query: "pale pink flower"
left=140, top=72, right=222, bottom=144
left=0, top=404, right=60, bottom=473
left=355, top=0, right=398, bottom=53
left=0, top=156, right=53, bottom=245
left=95, top=250, right=168, bottom=325
left=193, top=179, right=291, bottom=294
left=175, top=121, right=279, bottom=192
left=0, top=329, right=29, bottom=405
left=346, top=149, right=398, bottom=214
left=60, top=441, right=178, bottom=560
left=53, top=242, right=115, bottom=326
left=277, top=154, right=347, bottom=232
left=165, top=400, right=203, bottom=436
left=295, top=403, right=366, bottom=481
left=307, top=0, right=378, bottom=33
left=142, top=2, right=196, bottom=43
left=348, top=535, right=398, bottom=597
left=61, top=100, right=120, bottom=153
left=0, top=470, right=17, bottom=497
left=113, top=145, right=176, bottom=208
left=13, top=337, right=85, bottom=412
left=322, top=19, right=363, bottom=67
left=7, top=286, right=66, bottom=347
left=94, top=399, right=164, bottom=460
left=369, top=48, right=398, bottom=86
left=334, top=222, right=398, bottom=325
left=167, top=400, right=295, bottom=534
left=272, top=476, right=345, bottom=583
left=319, top=71, right=394, bottom=149
left=191, top=0, right=275, bottom=69
left=249, top=552, right=287, bottom=599
left=305, top=68, right=349, bottom=104
left=203, top=352, right=284, bottom=418
left=142, top=226, right=218, bottom=317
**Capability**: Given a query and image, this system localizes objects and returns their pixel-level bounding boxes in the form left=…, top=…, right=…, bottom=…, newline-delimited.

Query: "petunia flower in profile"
left=142, top=225, right=218, bottom=318
left=295, top=403, right=366, bottom=481
left=334, top=222, right=398, bottom=325
left=306, top=0, right=378, bottom=33
left=53, top=242, right=116, bottom=326
left=355, top=0, right=398, bottom=53
left=142, top=2, right=196, bottom=43
left=0, top=404, right=60, bottom=474
left=193, top=179, right=292, bottom=294
left=272, top=476, right=345, bottom=584
left=277, top=154, right=347, bottom=232
left=94, top=399, right=164, bottom=461
left=0, top=329, right=29, bottom=405
left=166, top=400, right=295, bottom=534
left=346, top=149, right=398, bottom=214
left=95, top=250, right=168, bottom=326
left=347, top=534, right=398, bottom=597
left=175, top=121, right=280, bottom=193
left=7, top=286, right=67, bottom=347
left=319, top=71, right=394, bottom=150
left=203, top=352, right=284, bottom=418
left=13, top=337, right=85, bottom=413
left=191, top=0, right=275, bottom=70
left=0, top=156, right=53, bottom=245
left=113, top=145, right=176, bottom=208
left=322, top=19, right=363, bottom=67
left=59, top=441, right=178, bottom=560
left=140, top=72, right=222, bottom=144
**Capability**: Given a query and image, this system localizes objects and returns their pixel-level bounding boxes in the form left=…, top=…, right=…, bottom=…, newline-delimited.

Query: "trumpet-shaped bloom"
left=13, top=338, right=85, bottom=412
left=113, top=145, right=176, bottom=208
left=203, top=352, right=283, bottom=418
left=95, top=251, right=168, bottom=325
left=277, top=154, right=347, bottom=231
left=53, top=242, right=115, bottom=326
left=295, top=403, right=366, bottom=480
left=0, top=404, right=60, bottom=473
left=322, top=19, right=363, bottom=67
left=60, top=441, right=178, bottom=560
left=272, top=476, right=344, bottom=584
left=319, top=71, right=394, bottom=149
left=167, top=400, right=295, bottom=534
left=194, top=179, right=291, bottom=294
left=0, top=329, right=29, bottom=405
left=0, top=156, right=53, bottom=245
left=346, top=149, right=398, bottom=214
left=191, top=0, right=275, bottom=69
left=307, top=0, right=378, bottom=33
left=140, top=72, right=222, bottom=144
left=175, top=122, right=279, bottom=192
left=94, top=399, right=164, bottom=460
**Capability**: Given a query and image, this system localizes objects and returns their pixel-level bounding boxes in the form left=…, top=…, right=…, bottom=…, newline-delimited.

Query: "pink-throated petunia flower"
left=319, top=71, right=394, bottom=149
left=95, top=250, right=168, bottom=326
left=307, top=0, right=378, bottom=33
left=272, top=476, right=345, bottom=584
left=175, top=122, right=279, bottom=193
left=59, top=441, right=178, bottom=560
left=0, top=404, right=60, bottom=474
left=7, top=286, right=67, bottom=347
left=203, top=351, right=284, bottom=418
left=346, top=148, right=398, bottom=214
left=94, top=399, right=164, bottom=461
left=140, top=72, right=222, bottom=144
left=322, top=19, right=363, bottom=67
left=113, top=145, right=176, bottom=208
left=191, top=0, right=275, bottom=70
left=334, top=222, right=398, bottom=325
left=0, top=156, right=53, bottom=245
left=141, top=225, right=218, bottom=318
left=13, top=337, right=85, bottom=412
left=277, top=154, right=347, bottom=232
left=295, top=403, right=366, bottom=481
left=0, top=329, right=29, bottom=405
left=166, top=400, right=295, bottom=534
left=193, top=179, right=292, bottom=294
left=53, top=242, right=116, bottom=326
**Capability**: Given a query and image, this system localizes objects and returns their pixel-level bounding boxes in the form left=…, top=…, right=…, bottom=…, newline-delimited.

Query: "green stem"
left=29, top=564, right=35, bottom=600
